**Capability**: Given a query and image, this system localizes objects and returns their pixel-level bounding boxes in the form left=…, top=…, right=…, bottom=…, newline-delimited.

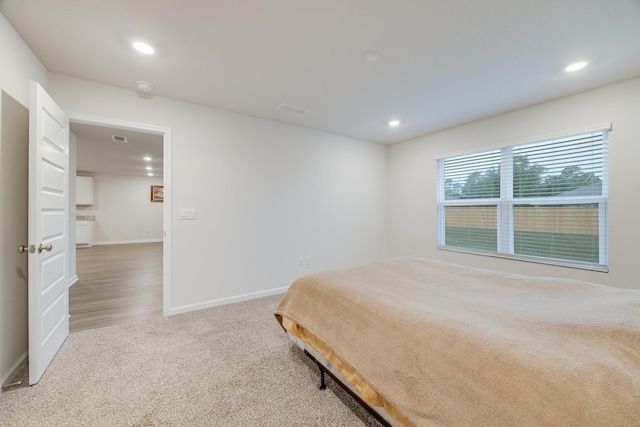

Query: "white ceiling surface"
left=2, top=1, right=640, bottom=144
left=71, top=122, right=163, bottom=177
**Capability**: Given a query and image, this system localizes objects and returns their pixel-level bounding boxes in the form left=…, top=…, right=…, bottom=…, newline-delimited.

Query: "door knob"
left=18, top=245, right=28, bottom=253
left=38, top=243, right=53, bottom=253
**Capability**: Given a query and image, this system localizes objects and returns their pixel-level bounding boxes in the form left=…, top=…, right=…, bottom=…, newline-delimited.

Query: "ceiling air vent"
left=112, top=135, right=128, bottom=143
left=276, top=103, right=310, bottom=117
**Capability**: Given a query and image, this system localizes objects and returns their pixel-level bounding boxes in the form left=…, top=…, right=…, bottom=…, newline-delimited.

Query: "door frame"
left=67, top=112, right=172, bottom=315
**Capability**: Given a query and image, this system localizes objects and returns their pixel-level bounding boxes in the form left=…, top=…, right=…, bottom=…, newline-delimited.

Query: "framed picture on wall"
left=151, top=185, right=164, bottom=202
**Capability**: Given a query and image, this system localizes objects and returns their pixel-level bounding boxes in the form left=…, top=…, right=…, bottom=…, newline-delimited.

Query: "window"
left=437, top=127, right=609, bottom=271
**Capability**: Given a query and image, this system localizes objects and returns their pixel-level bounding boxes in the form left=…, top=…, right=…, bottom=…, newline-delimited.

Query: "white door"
left=28, top=82, right=70, bottom=385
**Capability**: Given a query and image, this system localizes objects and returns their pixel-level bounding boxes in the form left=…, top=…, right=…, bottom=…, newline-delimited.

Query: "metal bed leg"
left=303, top=349, right=393, bottom=427
left=319, top=368, right=327, bottom=390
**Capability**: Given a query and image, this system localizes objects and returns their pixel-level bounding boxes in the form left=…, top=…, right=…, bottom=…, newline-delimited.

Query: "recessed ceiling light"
left=148, top=173, right=154, bottom=177
left=146, top=166, right=152, bottom=170
left=143, top=156, right=152, bottom=161
left=133, top=41, right=154, bottom=54
left=389, top=120, right=401, bottom=127
left=363, top=51, right=381, bottom=62
left=565, top=61, right=588, bottom=72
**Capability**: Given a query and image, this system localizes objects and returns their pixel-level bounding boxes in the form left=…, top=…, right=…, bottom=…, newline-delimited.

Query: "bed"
left=274, top=257, right=640, bottom=426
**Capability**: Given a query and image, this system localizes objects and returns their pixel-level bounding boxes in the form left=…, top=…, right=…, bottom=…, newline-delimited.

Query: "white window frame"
left=437, top=126, right=610, bottom=272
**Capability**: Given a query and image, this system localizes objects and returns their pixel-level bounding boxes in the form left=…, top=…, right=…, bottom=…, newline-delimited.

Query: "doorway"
left=70, top=242, right=163, bottom=332
left=67, top=113, right=172, bottom=331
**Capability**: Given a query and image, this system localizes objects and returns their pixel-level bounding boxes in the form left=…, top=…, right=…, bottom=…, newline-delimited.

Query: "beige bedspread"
left=274, top=257, right=640, bottom=427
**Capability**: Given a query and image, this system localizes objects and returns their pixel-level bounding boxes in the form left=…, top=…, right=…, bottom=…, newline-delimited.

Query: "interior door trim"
left=66, top=112, right=172, bottom=315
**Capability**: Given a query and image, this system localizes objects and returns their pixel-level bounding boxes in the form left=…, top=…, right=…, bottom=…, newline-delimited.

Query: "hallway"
left=69, top=242, right=163, bottom=333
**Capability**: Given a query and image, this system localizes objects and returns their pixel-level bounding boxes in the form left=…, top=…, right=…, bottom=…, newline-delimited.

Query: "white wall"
left=0, top=14, right=49, bottom=108
left=389, top=77, right=640, bottom=290
left=0, top=92, right=29, bottom=389
left=76, top=173, right=164, bottom=244
left=0, top=12, right=49, bottom=388
left=49, top=74, right=390, bottom=312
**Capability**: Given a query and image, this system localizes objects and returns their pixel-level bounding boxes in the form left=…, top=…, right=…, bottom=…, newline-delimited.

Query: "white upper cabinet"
left=76, top=176, right=94, bottom=205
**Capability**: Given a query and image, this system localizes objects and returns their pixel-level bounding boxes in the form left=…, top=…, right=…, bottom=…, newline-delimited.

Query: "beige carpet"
left=0, top=295, right=380, bottom=426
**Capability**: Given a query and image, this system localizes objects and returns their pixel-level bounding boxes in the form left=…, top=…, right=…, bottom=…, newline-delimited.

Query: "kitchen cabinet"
left=76, top=220, right=91, bottom=246
left=76, top=176, right=93, bottom=205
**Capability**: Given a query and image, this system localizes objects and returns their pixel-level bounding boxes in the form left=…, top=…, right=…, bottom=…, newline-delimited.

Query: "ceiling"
left=71, top=122, right=163, bottom=177
left=2, top=0, right=640, bottom=145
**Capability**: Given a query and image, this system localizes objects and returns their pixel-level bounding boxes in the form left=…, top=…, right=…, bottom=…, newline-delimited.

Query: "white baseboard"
left=68, top=274, right=79, bottom=288
left=167, top=286, right=289, bottom=316
left=89, top=239, right=163, bottom=246
left=1, top=351, right=27, bottom=392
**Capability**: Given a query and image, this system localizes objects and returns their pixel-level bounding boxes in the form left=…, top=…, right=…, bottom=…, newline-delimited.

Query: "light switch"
left=179, top=208, right=197, bottom=220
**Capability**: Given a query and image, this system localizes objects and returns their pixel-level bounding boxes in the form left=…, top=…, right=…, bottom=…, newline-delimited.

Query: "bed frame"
left=286, top=332, right=398, bottom=426
left=304, top=349, right=393, bottom=427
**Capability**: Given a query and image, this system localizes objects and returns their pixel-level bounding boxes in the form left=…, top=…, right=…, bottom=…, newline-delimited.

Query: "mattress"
left=274, top=257, right=640, bottom=426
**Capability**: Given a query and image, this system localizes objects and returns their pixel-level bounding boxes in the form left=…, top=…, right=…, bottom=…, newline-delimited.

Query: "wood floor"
left=69, top=242, right=163, bottom=333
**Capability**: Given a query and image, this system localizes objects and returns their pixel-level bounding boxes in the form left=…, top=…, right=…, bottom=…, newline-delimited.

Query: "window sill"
left=437, top=246, right=609, bottom=273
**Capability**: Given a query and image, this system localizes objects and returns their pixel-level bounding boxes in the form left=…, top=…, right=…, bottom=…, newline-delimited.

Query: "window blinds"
left=437, top=128, right=609, bottom=271
left=512, top=132, right=604, bottom=198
